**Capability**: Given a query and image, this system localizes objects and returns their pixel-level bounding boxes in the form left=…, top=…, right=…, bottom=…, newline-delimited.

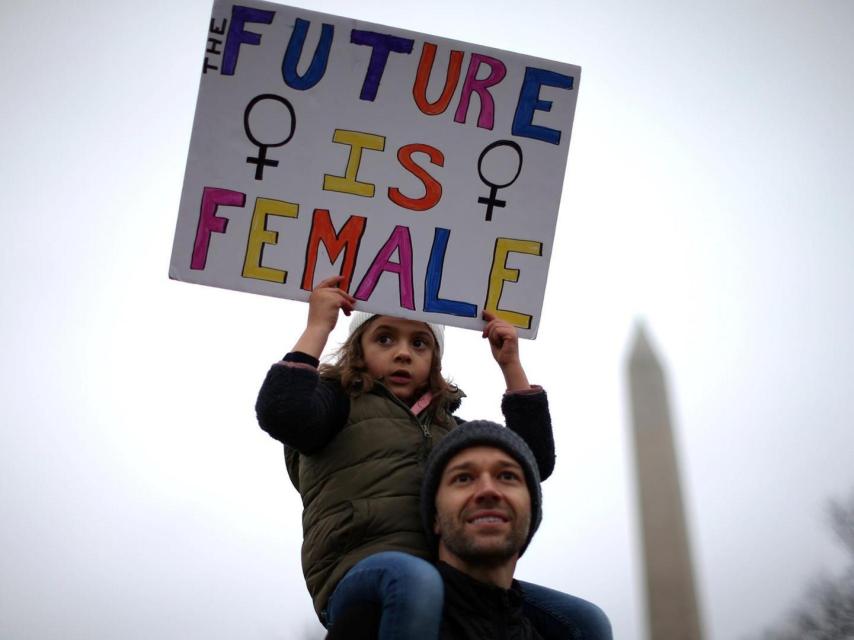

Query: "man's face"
left=434, top=446, right=531, bottom=566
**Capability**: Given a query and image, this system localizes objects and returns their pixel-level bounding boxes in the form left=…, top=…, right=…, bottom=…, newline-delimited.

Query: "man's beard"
left=436, top=509, right=530, bottom=566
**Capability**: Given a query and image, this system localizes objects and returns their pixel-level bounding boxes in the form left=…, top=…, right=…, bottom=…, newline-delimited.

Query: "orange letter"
left=412, top=42, right=463, bottom=116
left=388, top=143, right=444, bottom=212
left=301, top=209, right=367, bottom=292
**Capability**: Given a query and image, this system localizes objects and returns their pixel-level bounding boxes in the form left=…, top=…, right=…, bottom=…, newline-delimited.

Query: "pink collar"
left=410, top=391, right=434, bottom=416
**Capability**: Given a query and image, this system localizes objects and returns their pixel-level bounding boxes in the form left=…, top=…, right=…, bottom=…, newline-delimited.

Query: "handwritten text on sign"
left=169, top=0, right=580, bottom=337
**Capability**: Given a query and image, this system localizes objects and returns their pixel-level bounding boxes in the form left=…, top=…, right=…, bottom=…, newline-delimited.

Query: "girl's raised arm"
left=483, top=311, right=556, bottom=479
left=482, top=310, right=531, bottom=391
left=293, top=276, right=356, bottom=358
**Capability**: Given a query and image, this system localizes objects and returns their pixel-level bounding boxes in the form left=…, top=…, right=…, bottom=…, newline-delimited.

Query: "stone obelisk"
left=628, top=323, right=704, bottom=640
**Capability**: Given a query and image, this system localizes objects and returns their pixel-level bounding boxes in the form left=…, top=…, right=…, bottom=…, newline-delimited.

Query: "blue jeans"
left=519, top=580, right=613, bottom=640
left=325, top=552, right=443, bottom=640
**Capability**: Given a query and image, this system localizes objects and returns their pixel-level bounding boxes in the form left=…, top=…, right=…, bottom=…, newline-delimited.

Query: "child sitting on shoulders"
left=255, top=276, right=554, bottom=639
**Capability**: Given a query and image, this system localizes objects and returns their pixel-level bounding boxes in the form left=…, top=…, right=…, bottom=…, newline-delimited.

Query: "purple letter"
left=222, top=5, right=275, bottom=76
left=350, top=30, right=414, bottom=101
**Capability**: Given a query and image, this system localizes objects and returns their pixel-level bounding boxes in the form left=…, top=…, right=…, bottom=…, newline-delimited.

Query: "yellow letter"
left=323, top=129, right=386, bottom=197
left=242, top=198, right=299, bottom=283
left=484, top=237, right=543, bottom=329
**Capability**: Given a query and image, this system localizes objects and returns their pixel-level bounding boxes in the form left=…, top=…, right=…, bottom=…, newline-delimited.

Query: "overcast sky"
left=2, top=1, right=853, bottom=638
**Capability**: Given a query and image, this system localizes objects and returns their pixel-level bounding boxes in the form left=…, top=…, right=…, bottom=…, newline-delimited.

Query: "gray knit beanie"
left=348, top=311, right=445, bottom=358
left=420, top=420, right=542, bottom=556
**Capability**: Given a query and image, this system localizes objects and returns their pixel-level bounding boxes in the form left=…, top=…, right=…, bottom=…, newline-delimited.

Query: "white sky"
left=2, top=1, right=853, bottom=639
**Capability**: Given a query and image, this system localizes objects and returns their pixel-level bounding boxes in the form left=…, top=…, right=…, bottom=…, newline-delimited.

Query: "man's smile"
left=466, top=510, right=511, bottom=526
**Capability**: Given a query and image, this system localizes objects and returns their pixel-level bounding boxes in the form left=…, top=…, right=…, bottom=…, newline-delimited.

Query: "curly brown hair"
left=319, top=315, right=457, bottom=423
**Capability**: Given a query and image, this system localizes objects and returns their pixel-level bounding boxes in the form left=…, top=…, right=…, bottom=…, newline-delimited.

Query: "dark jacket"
left=255, top=355, right=554, bottom=617
left=323, top=564, right=546, bottom=640
left=438, top=562, right=544, bottom=640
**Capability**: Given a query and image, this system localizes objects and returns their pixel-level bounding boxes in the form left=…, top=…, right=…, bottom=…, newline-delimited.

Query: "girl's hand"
left=482, top=310, right=520, bottom=366
left=294, top=276, right=356, bottom=358
left=307, top=275, right=356, bottom=333
left=482, top=311, right=530, bottom=391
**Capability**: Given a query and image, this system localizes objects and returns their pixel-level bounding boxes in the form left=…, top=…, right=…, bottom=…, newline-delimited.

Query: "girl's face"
left=360, top=316, right=435, bottom=403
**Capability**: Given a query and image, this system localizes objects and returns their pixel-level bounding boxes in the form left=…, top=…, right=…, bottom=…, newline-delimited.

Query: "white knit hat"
left=348, top=311, right=445, bottom=358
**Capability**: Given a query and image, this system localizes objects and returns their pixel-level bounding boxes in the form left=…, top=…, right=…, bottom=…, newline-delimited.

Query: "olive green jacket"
left=256, top=358, right=554, bottom=619
left=286, top=385, right=457, bottom=617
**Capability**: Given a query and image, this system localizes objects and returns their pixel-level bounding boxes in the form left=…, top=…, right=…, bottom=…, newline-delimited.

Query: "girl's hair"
left=319, top=315, right=457, bottom=422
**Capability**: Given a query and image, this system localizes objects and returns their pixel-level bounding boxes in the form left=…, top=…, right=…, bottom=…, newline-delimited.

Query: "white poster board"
left=169, top=0, right=580, bottom=337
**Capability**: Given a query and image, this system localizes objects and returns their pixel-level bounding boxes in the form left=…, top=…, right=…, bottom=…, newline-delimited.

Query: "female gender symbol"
left=476, top=140, right=523, bottom=221
left=243, top=94, right=296, bottom=180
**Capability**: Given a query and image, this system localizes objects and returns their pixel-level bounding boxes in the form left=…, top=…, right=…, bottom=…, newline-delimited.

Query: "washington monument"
left=628, top=324, right=704, bottom=640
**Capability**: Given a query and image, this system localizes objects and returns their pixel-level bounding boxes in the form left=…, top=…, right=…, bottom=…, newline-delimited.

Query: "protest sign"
left=169, top=0, right=580, bottom=337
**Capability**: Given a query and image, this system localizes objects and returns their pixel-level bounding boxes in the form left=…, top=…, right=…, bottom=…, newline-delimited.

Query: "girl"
left=255, top=276, right=555, bottom=638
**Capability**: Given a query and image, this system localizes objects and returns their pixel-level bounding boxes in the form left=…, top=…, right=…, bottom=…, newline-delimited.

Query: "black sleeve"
left=502, top=389, right=555, bottom=481
left=254, top=355, right=350, bottom=454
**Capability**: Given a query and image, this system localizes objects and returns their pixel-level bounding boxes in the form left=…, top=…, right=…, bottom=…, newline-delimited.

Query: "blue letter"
left=282, top=18, right=334, bottom=90
left=350, top=30, right=414, bottom=101
left=222, top=5, right=275, bottom=76
left=424, top=228, right=477, bottom=317
left=512, top=67, right=574, bottom=145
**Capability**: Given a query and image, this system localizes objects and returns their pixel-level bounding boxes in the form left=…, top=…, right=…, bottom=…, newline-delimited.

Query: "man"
left=327, top=421, right=611, bottom=639
left=420, top=420, right=612, bottom=639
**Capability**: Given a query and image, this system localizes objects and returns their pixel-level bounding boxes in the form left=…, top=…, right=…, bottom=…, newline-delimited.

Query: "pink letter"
left=191, top=187, right=246, bottom=270
left=354, top=226, right=415, bottom=309
left=453, top=54, right=507, bottom=130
